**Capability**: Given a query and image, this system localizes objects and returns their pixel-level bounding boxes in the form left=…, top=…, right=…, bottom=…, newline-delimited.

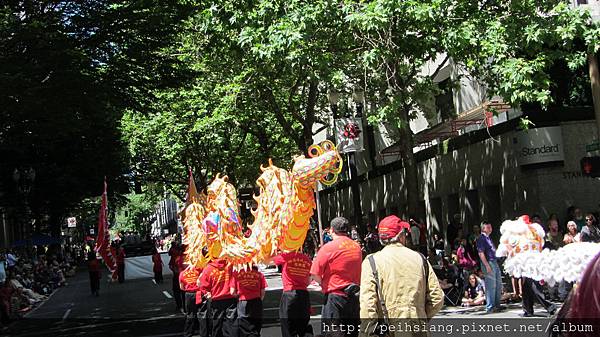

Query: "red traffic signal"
left=581, top=156, right=600, bottom=177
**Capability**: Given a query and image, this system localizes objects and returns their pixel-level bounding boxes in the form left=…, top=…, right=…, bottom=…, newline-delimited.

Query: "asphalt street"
left=5, top=266, right=561, bottom=337
left=6, top=266, right=324, bottom=337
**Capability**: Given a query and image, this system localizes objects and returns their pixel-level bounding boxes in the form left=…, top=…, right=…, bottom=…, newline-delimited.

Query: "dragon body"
left=181, top=141, right=342, bottom=270
left=496, top=216, right=600, bottom=286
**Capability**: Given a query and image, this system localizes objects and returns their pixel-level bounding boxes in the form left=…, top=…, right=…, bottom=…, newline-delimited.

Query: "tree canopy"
left=0, top=0, right=192, bottom=233
left=3, top=0, right=598, bottom=234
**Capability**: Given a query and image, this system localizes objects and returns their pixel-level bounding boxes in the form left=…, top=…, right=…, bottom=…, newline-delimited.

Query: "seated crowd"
left=0, top=248, right=77, bottom=327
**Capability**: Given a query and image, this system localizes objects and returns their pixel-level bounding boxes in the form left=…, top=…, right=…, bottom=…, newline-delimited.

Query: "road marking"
left=152, top=279, right=157, bottom=285
left=162, top=291, right=173, bottom=299
left=62, top=308, right=71, bottom=321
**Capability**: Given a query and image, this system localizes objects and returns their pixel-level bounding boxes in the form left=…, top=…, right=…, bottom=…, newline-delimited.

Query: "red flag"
left=186, top=168, right=199, bottom=204
left=95, top=178, right=117, bottom=280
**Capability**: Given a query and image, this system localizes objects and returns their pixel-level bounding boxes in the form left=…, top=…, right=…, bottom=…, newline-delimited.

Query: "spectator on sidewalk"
left=364, top=224, right=381, bottom=254
left=580, top=213, right=600, bottom=243
left=360, top=215, right=443, bottom=337
left=476, top=222, right=504, bottom=314
left=545, top=218, right=564, bottom=250
left=563, top=221, right=580, bottom=244
left=462, top=273, right=485, bottom=307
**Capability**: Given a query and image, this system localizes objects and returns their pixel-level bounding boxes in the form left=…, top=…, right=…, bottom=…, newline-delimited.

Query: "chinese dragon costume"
left=182, top=141, right=342, bottom=270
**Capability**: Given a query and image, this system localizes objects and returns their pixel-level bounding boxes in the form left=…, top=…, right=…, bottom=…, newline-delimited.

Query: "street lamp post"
left=326, top=88, right=365, bottom=230
left=349, top=88, right=364, bottom=229
left=12, top=167, right=35, bottom=244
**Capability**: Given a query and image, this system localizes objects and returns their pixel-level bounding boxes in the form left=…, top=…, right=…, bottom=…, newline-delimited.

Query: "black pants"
left=172, top=272, right=183, bottom=309
left=154, top=270, right=163, bottom=283
left=237, top=298, right=263, bottom=337
left=210, top=297, right=237, bottom=337
left=117, top=264, right=125, bottom=283
left=522, top=277, right=554, bottom=314
left=184, top=292, right=198, bottom=337
left=280, top=290, right=313, bottom=337
left=321, top=293, right=360, bottom=337
left=198, top=298, right=211, bottom=337
left=89, top=271, right=100, bottom=294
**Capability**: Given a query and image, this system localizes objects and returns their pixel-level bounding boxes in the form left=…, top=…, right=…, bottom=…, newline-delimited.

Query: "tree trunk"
left=301, top=79, right=319, bottom=152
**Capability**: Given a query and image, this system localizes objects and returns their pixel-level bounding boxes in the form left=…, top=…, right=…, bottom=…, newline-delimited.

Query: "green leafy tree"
left=114, top=192, right=160, bottom=235
left=0, top=0, right=193, bottom=234
left=345, top=0, right=599, bottom=216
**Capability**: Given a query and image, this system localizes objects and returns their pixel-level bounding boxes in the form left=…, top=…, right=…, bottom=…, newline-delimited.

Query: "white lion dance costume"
left=496, top=215, right=600, bottom=286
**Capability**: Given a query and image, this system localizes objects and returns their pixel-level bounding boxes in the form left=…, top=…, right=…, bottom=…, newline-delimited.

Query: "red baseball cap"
left=378, top=215, right=411, bottom=240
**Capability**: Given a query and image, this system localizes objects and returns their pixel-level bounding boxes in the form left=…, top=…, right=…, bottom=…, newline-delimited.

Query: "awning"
left=380, top=100, right=510, bottom=156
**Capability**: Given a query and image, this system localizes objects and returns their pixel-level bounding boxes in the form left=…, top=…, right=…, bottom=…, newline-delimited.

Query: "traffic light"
left=581, top=156, right=600, bottom=177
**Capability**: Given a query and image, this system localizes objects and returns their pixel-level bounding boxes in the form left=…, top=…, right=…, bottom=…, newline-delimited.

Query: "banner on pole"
left=95, top=179, right=117, bottom=279
left=334, top=117, right=364, bottom=153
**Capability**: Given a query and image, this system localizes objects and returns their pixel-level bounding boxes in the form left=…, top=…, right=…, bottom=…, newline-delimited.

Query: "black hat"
left=330, top=217, right=349, bottom=234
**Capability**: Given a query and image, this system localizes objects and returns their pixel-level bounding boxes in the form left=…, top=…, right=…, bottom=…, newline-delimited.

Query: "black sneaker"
left=519, top=312, right=534, bottom=317
left=548, top=304, right=557, bottom=316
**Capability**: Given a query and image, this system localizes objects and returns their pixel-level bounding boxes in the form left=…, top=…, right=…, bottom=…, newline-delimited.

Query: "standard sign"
left=67, top=217, right=77, bottom=228
left=515, top=126, right=565, bottom=166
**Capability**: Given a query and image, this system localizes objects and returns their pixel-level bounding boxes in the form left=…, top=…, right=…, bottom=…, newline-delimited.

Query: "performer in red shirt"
left=115, top=245, right=126, bottom=283
left=168, top=242, right=184, bottom=311
left=199, top=258, right=237, bottom=337
left=232, top=265, right=267, bottom=337
left=87, top=252, right=101, bottom=296
left=152, top=248, right=163, bottom=284
left=310, top=217, right=362, bottom=337
left=179, top=265, right=202, bottom=337
left=272, top=251, right=313, bottom=337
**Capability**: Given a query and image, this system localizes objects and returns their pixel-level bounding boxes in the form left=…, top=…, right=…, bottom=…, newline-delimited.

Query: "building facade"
left=316, top=57, right=600, bottom=244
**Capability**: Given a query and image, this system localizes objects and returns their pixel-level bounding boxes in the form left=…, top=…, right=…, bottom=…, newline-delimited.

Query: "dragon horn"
left=268, top=158, right=273, bottom=166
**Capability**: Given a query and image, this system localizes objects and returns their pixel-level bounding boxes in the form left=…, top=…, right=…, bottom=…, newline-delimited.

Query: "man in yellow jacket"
left=359, top=216, right=444, bottom=337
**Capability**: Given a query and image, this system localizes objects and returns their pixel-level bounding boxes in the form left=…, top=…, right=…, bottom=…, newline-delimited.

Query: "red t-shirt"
left=199, top=260, right=235, bottom=301
left=116, top=248, right=126, bottom=265
left=179, top=266, right=201, bottom=292
left=272, top=252, right=312, bottom=291
left=233, top=269, right=267, bottom=301
left=88, top=259, right=100, bottom=273
left=152, top=253, right=163, bottom=272
left=310, top=236, right=362, bottom=295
